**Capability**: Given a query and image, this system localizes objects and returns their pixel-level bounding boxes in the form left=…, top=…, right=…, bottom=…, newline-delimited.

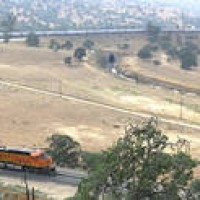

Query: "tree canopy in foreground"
left=69, top=118, right=197, bottom=200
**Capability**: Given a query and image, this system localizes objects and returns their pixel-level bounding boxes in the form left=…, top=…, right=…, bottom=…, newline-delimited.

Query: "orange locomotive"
left=0, top=147, right=55, bottom=173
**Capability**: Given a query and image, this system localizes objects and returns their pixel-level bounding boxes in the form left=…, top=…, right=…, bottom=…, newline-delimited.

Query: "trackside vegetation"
left=138, top=22, right=199, bottom=70
left=66, top=118, right=197, bottom=200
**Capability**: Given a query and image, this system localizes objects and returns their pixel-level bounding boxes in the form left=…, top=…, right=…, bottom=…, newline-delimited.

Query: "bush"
left=108, top=53, right=117, bottom=64
left=74, top=47, right=86, bottom=61
left=83, top=39, right=94, bottom=50
left=153, top=60, right=161, bottom=65
left=185, top=41, right=199, bottom=53
left=82, top=152, right=104, bottom=171
left=49, top=39, right=61, bottom=52
left=138, top=45, right=153, bottom=59
left=179, top=47, right=198, bottom=70
left=146, top=44, right=158, bottom=52
left=47, top=134, right=82, bottom=168
left=146, top=21, right=161, bottom=37
left=64, top=57, right=72, bottom=65
left=191, top=179, right=200, bottom=194
left=160, top=35, right=172, bottom=42
left=166, top=46, right=179, bottom=59
left=49, top=39, right=56, bottom=49
left=73, top=119, right=196, bottom=199
left=148, top=35, right=158, bottom=43
left=3, top=33, right=10, bottom=43
left=62, top=41, right=73, bottom=50
left=26, top=32, right=40, bottom=47
left=160, top=40, right=172, bottom=51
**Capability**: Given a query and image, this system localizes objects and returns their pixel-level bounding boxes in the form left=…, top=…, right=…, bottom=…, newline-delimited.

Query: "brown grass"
left=0, top=35, right=200, bottom=176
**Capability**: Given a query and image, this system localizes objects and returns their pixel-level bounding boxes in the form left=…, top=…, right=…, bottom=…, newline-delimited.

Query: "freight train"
left=0, top=147, right=55, bottom=174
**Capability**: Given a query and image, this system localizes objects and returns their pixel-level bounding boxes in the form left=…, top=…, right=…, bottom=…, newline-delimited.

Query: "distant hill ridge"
left=0, top=0, right=199, bottom=31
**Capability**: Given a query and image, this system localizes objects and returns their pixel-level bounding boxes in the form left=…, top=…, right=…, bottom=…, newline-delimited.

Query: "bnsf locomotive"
left=0, top=147, right=55, bottom=173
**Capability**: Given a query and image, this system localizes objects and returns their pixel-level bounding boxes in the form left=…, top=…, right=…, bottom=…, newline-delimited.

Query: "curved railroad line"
left=0, top=78, right=200, bottom=131
left=119, top=71, right=200, bottom=95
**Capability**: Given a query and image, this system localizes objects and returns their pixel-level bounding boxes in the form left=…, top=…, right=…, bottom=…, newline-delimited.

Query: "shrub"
left=179, top=47, right=198, bottom=70
left=108, top=53, right=117, bottom=64
left=146, top=44, right=158, bottom=52
left=191, top=179, right=200, bottom=197
left=138, top=45, right=153, bottom=59
left=153, top=60, right=161, bottom=65
left=146, top=21, right=161, bottom=37
left=74, top=47, right=86, bottom=61
left=49, top=39, right=61, bottom=52
left=3, top=33, right=10, bottom=43
left=62, top=41, right=73, bottom=50
left=185, top=41, right=199, bottom=53
left=26, top=32, right=40, bottom=47
left=166, top=46, right=179, bottom=59
left=82, top=152, right=104, bottom=171
left=83, top=39, right=94, bottom=50
left=160, top=40, right=172, bottom=51
left=64, top=57, right=72, bottom=65
left=72, top=119, right=196, bottom=199
left=148, top=35, right=158, bottom=43
left=47, top=134, right=82, bottom=168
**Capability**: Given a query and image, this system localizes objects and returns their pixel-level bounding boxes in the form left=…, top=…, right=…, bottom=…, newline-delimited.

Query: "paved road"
left=0, top=79, right=200, bottom=131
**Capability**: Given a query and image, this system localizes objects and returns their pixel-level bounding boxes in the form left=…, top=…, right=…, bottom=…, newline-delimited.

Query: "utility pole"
left=23, top=169, right=30, bottom=200
left=32, top=187, right=35, bottom=200
left=180, top=92, right=183, bottom=120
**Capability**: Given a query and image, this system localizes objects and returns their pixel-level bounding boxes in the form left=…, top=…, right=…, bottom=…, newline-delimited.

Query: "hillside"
left=0, top=34, right=200, bottom=198
left=0, top=34, right=199, bottom=150
left=0, top=0, right=198, bottom=31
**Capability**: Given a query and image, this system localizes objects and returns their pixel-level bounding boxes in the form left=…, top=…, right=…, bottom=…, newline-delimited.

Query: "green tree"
left=47, top=134, right=81, bottom=168
left=49, top=39, right=56, bottom=49
left=74, top=47, right=86, bottom=61
left=160, top=40, right=172, bottom=51
left=179, top=48, right=198, bottom=70
left=83, top=39, right=94, bottom=50
left=108, top=53, right=117, bottom=65
left=49, top=39, right=61, bottom=51
left=64, top=57, right=72, bottom=65
left=62, top=41, right=73, bottom=50
left=138, top=45, right=153, bottom=59
left=185, top=41, right=199, bottom=54
left=147, top=21, right=161, bottom=35
left=3, top=32, right=10, bottom=43
left=26, top=32, right=40, bottom=47
left=82, top=152, right=105, bottom=171
left=146, top=21, right=161, bottom=43
left=191, top=179, right=200, bottom=199
left=73, top=119, right=196, bottom=200
left=167, top=46, right=179, bottom=59
left=1, top=13, right=16, bottom=43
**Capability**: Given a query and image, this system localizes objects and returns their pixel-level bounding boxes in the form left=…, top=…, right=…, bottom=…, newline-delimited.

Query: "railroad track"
left=0, top=166, right=86, bottom=186
left=1, top=28, right=200, bottom=39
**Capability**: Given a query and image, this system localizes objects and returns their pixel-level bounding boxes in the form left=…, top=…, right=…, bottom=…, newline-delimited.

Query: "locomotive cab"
left=0, top=147, right=56, bottom=174
left=31, top=150, right=56, bottom=172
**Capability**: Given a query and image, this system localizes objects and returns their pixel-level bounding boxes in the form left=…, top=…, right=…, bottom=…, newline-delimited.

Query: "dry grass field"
left=0, top=34, right=200, bottom=179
